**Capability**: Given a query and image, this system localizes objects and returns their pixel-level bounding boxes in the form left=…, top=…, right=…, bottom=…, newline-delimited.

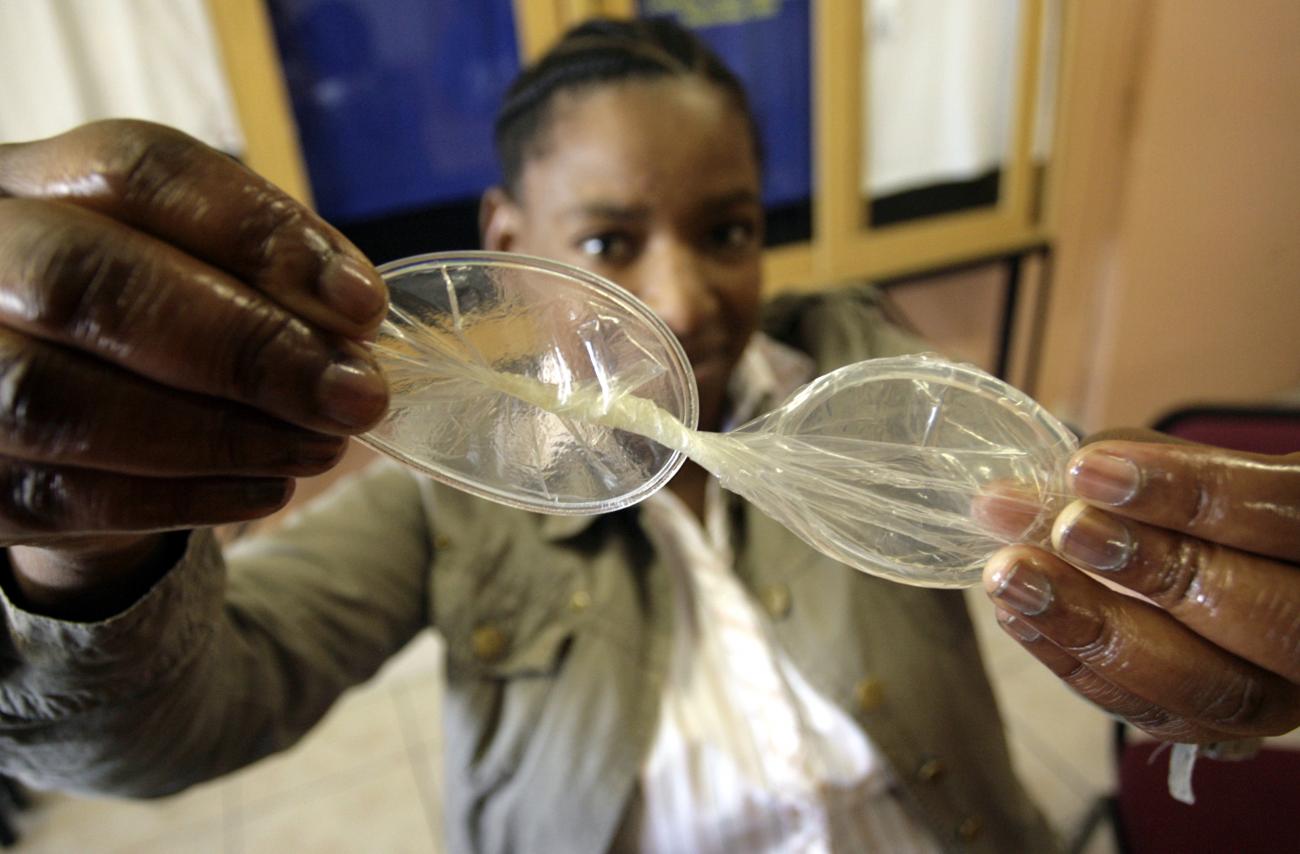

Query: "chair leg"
left=0, top=776, right=20, bottom=848
left=0, top=778, right=24, bottom=811
left=1067, top=794, right=1116, bottom=854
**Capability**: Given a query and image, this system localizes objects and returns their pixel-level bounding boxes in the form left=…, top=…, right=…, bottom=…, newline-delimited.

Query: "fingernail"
left=1052, top=500, right=1134, bottom=571
left=988, top=560, right=1054, bottom=616
left=996, top=609, right=1042, bottom=642
left=318, top=358, right=388, bottom=428
left=320, top=254, right=387, bottom=324
left=1069, top=451, right=1141, bottom=506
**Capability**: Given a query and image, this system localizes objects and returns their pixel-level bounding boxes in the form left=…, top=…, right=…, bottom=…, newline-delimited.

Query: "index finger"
left=1067, top=440, right=1300, bottom=563
left=0, top=119, right=386, bottom=339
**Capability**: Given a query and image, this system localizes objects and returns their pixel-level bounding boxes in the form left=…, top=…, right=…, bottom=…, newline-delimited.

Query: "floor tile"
left=996, top=663, right=1115, bottom=798
left=965, top=587, right=1038, bottom=680
left=235, top=758, right=435, bottom=854
left=392, top=673, right=446, bottom=850
left=10, top=781, right=228, bottom=854
left=392, top=674, right=444, bottom=754
left=375, top=631, right=445, bottom=689
left=1006, top=725, right=1117, bottom=854
left=967, top=585, right=1120, bottom=850
left=226, top=680, right=410, bottom=809
left=402, top=743, right=446, bottom=853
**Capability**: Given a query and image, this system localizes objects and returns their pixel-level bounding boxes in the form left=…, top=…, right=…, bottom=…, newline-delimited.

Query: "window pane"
left=267, top=0, right=520, bottom=222
left=639, top=1, right=813, bottom=244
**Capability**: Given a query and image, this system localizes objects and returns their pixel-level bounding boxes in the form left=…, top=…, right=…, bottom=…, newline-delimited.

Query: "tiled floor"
left=8, top=632, right=447, bottom=854
left=10, top=590, right=1296, bottom=853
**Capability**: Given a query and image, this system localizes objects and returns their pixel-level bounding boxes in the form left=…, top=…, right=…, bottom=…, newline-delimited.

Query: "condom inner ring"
left=360, top=251, right=699, bottom=515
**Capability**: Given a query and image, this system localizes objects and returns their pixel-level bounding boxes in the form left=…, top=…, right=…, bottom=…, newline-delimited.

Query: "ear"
left=479, top=186, right=520, bottom=252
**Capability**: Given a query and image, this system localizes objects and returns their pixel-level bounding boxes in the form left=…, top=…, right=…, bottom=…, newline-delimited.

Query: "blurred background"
left=1, top=1, right=1297, bottom=852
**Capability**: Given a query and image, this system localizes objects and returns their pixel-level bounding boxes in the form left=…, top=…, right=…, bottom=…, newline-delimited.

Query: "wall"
left=245, top=0, right=1300, bottom=538
left=1039, top=0, right=1300, bottom=431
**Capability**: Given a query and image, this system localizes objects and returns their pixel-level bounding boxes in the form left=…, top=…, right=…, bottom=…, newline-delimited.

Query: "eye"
left=709, top=220, right=759, bottom=254
left=577, top=232, right=637, bottom=264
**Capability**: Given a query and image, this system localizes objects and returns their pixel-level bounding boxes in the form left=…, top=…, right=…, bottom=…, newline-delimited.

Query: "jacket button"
left=760, top=583, right=792, bottom=619
left=569, top=589, right=591, bottom=612
left=916, top=757, right=946, bottom=783
left=854, top=677, right=885, bottom=712
left=470, top=625, right=509, bottom=662
left=434, top=534, right=452, bottom=550
left=957, top=815, right=983, bottom=841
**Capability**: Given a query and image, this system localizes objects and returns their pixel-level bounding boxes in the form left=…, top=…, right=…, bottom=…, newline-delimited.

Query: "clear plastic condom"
left=687, top=355, right=1080, bottom=587
left=360, top=251, right=699, bottom=515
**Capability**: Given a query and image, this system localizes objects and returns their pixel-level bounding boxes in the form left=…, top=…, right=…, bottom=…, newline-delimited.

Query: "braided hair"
left=493, top=17, right=761, bottom=198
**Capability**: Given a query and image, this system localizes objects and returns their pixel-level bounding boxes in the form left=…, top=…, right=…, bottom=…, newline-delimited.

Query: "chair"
left=1068, top=402, right=1300, bottom=854
left=1106, top=732, right=1300, bottom=854
left=1151, top=403, right=1300, bottom=456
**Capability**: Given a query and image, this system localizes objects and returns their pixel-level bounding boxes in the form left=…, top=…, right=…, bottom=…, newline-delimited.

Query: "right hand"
left=0, top=120, right=389, bottom=599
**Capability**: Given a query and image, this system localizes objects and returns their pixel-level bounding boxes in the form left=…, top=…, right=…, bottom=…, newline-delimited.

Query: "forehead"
left=517, top=78, right=760, bottom=209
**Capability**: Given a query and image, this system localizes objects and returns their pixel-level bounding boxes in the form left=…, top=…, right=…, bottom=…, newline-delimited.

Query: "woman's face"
left=482, top=78, right=764, bottom=431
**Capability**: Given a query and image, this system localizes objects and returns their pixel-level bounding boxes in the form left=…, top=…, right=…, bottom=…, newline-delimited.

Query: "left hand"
left=981, top=436, right=1300, bottom=742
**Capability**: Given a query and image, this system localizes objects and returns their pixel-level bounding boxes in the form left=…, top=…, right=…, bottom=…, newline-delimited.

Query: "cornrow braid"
left=493, top=16, right=761, bottom=198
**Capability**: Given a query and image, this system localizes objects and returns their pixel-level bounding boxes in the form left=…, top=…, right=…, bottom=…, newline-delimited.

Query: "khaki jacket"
left=0, top=285, right=1060, bottom=854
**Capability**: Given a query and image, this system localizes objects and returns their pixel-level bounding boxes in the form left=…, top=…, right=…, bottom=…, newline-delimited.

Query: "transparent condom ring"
left=360, top=252, right=698, bottom=515
left=361, top=251, right=1078, bottom=587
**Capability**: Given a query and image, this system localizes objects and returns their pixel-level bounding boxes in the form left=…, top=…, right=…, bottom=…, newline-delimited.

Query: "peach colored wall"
left=886, top=264, right=1006, bottom=372
left=1041, top=0, right=1300, bottom=431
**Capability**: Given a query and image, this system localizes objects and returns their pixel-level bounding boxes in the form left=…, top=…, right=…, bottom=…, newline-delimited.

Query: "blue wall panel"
left=640, top=1, right=813, bottom=208
left=267, top=0, right=520, bottom=222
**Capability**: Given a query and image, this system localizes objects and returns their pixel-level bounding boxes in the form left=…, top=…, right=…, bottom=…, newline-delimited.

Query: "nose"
left=635, top=241, right=714, bottom=340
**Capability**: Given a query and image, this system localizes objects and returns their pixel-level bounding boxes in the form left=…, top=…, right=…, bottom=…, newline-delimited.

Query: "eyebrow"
left=701, top=189, right=762, bottom=210
left=561, top=190, right=762, bottom=222
left=561, top=203, right=650, bottom=223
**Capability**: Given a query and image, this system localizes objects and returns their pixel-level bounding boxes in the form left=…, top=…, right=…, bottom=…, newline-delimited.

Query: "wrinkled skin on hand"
left=0, top=120, right=389, bottom=611
left=979, top=433, right=1300, bottom=742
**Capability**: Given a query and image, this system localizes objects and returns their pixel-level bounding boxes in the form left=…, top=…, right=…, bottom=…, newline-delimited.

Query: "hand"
left=0, top=120, right=389, bottom=606
left=981, top=437, right=1300, bottom=742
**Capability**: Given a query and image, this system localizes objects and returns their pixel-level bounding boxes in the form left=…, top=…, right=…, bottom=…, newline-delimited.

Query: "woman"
left=0, top=17, right=1295, bottom=854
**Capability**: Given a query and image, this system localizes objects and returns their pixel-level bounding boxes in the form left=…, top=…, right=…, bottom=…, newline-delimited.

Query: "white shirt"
left=633, top=337, right=941, bottom=853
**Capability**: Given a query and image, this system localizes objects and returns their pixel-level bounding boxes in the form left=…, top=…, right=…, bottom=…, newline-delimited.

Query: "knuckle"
left=0, top=334, right=45, bottom=436
left=1064, top=607, right=1127, bottom=669
left=231, top=193, right=324, bottom=288
left=1127, top=709, right=1199, bottom=741
left=39, top=243, right=130, bottom=342
left=1146, top=535, right=1210, bottom=608
left=0, top=462, right=68, bottom=536
left=1068, top=669, right=1128, bottom=707
left=0, top=337, right=94, bottom=467
left=1181, top=461, right=1232, bottom=534
left=236, top=193, right=306, bottom=263
left=209, top=408, right=263, bottom=474
left=81, top=121, right=326, bottom=288
left=1204, top=674, right=1267, bottom=731
left=101, top=122, right=200, bottom=211
left=220, top=309, right=302, bottom=403
left=0, top=204, right=80, bottom=327
left=0, top=335, right=74, bottom=460
left=0, top=201, right=137, bottom=340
